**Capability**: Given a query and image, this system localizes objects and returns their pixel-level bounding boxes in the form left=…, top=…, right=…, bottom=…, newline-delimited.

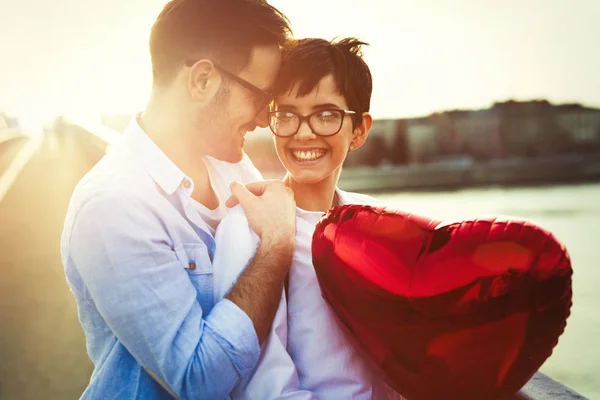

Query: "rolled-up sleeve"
left=68, top=191, right=260, bottom=399
left=204, top=299, right=260, bottom=373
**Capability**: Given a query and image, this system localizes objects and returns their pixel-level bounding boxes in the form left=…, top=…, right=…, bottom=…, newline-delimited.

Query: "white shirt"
left=212, top=206, right=316, bottom=400
left=191, top=156, right=250, bottom=234
left=213, top=189, right=401, bottom=399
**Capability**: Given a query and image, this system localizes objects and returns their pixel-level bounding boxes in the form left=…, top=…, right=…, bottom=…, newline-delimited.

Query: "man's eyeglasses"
left=185, top=59, right=274, bottom=110
left=268, top=109, right=356, bottom=137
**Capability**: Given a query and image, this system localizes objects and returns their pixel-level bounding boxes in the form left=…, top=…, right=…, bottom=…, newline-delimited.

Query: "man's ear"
left=187, top=59, right=221, bottom=102
left=349, top=112, right=373, bottom=151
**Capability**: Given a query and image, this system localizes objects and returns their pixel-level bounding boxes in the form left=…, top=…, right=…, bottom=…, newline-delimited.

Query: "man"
left=61, top=1, right=297, bottom=398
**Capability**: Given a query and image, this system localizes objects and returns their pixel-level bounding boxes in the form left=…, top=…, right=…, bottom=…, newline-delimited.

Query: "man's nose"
left=254, top=106, right=269, bottom=128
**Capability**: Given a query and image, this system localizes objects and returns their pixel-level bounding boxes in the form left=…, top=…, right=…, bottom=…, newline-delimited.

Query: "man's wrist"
left=259, top=234, right=295, bottom=265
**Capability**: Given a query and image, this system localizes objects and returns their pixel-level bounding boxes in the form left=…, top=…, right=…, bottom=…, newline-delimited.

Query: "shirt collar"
left=296, top=187, right=347, bottom=218
left=123, top=115, right=186, bottom=195
left=334, top=187, right=351, bottom=205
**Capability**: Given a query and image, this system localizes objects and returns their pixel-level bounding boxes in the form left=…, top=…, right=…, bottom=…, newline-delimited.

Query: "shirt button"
left=183, top=180, right=191, bottom=189
left=188, top=261, right=196, bottom=271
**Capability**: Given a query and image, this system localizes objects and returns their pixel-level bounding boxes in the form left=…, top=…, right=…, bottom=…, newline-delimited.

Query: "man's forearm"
left=226, top=238, right=294, bottom=344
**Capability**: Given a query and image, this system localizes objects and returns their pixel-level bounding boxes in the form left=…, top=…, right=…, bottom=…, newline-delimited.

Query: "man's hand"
left=225, top=180, right=297, bottom=344
left=227, top=180, right=296, bottom=247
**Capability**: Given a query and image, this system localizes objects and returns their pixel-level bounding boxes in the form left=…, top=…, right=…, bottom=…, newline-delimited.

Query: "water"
left=369, top=182, right=600, bottom=398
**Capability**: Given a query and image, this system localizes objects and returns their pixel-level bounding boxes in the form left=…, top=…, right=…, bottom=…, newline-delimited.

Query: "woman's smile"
left=290, top=148, right=327, bottom=163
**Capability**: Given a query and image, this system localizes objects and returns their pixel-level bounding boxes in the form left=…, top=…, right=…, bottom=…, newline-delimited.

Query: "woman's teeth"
left=292, top=149, right=326, bottom=161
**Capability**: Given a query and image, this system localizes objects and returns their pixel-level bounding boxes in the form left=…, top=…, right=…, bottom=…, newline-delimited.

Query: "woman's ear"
left=349, top=112, right=373, bottom=151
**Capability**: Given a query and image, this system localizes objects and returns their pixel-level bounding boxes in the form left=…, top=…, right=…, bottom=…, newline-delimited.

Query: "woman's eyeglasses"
left=268, top=109, right=356, bottom=137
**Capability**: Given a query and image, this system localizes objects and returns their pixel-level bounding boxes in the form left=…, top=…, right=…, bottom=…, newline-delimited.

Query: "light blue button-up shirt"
left=61, top=119, right=263, bottom=399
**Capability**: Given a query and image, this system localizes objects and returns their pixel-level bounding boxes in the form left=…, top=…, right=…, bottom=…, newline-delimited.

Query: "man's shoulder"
left=66, top=148, right=157, bottom=227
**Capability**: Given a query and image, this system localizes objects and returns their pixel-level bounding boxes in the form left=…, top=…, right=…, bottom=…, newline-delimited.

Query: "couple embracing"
left=62, top=0, right=401, bottom=398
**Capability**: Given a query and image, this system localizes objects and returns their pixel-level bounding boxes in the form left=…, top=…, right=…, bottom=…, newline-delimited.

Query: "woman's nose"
left=294, top=120, right=317, bottom=141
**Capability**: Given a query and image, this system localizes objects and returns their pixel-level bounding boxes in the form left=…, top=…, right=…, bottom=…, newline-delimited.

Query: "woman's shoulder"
left=336, top=188, right=381, bottom=206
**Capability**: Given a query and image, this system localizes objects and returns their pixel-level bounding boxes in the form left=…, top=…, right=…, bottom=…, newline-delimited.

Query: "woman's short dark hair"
left=150, top=0, right=292, bottom=86
left=274, top=37, right=373, bottom=127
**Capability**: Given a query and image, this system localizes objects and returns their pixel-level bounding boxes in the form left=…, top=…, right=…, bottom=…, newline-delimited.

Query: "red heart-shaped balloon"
left=312, top=205, right=572, bottom=400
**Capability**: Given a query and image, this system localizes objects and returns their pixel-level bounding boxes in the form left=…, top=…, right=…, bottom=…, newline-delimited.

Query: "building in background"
left=389, top=100, right=600, bottom=167
left=555, top=104, right=600, bottom=153
left=404, top=117, right=439, bottom=164
left=492, top=100, right=570, bottom=158
left=345, top=119, right=403, bottom=167
left=447, top=109, right=502, bottom=160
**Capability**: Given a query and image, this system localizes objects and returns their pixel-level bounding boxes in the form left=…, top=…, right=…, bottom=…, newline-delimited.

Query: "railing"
left=59, top=117, right=122, bottom=161
left=68, top=120, right=590, bottom=400
left=0, top=128, right=27, bottom=146
left=66, top=117, right=122, bottom=147
left=516, top=372, right=588, bottom=399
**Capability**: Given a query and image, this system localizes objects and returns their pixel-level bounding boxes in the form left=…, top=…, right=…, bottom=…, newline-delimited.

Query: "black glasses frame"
left=185, top=59, right=274, bottom=109
left=268, top=109, right=357, bottom=137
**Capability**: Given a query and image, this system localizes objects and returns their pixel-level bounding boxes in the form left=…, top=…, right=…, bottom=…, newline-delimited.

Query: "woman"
left=213, top=38, right=401, bottom=399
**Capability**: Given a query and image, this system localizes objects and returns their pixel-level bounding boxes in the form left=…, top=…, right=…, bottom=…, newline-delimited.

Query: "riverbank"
left=336, top=154, right=600, bottom=193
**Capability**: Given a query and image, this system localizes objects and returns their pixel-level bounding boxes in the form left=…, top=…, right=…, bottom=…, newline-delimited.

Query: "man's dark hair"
left=150, top=0, right=292, bottom=87
left=274, top=38, right=373, bottom=127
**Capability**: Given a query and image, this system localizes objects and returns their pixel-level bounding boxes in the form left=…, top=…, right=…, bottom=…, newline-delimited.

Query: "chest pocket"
left=174, top=242, right=214, bottom=314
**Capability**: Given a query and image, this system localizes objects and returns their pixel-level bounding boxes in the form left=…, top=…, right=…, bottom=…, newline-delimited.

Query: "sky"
left=1, top=0, right=599, bottom=131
